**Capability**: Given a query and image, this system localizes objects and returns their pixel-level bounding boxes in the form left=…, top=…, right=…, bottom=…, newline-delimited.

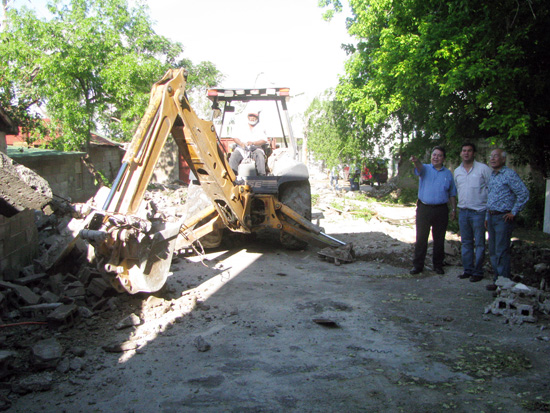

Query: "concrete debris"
left=0, top=152, right=52, bottom=214
left=0, top=350, right=17, bottom=379
left=32, top=338, right=63, bottom=369
left=193, top=335, right=211, bottom=352
left=534, top=263, right=549, bottom=273
left=484, top=277, right=550, bottom=324
left=12, top=372, right=54, bottom=394
left=317, top=243, right=355, bottom=265
left=102, top=340, right=138, bottom=353
left=0, top=281, right=40, bottom=306
left=115, top=313, right=142, bottom=330
left=46, top=303, right=78, bottom=326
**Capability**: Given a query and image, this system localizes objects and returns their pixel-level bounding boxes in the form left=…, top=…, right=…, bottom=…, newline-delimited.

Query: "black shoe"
left=469, top=275, right=483, bottom=283
left=485, top=283, right=497, bottom=291
left=434, top=267, right=445, bottom=275
left=409, top=268, right=423, bottom=275
left=458, top=273, right=471, bottom=279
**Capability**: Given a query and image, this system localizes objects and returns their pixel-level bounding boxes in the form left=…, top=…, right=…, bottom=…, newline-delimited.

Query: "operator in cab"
left=229, top=110, right=268, bottom=176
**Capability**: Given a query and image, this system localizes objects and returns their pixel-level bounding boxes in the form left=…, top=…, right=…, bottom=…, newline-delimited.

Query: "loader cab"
left=207, top=87, right=299, bottom=164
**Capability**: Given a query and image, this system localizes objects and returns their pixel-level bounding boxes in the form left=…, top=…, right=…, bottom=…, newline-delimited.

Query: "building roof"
left=7, top=146, right=86, bottom=160
left=6, top=126, right=123, bottom=148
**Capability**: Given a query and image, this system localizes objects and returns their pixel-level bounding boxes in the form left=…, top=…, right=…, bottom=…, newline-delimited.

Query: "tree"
left=0, top=0, right=222, bottom=150
left=320, top=0, right=550, bottom=178
left=305, top=89, right=386, bottom=168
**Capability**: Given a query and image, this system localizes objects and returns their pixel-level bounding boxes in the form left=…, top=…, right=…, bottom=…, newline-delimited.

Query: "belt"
left=488, top=210, right=510, bottom=215
left=418, top=200, right=447, bottom=208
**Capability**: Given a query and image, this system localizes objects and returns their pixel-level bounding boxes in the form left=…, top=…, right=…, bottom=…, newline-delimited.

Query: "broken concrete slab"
left=102, top=341, right=138, bottom=353
left=87, top=278, right=111, bottom=298
left=46, top=303, right=78, bottom=326
left=12, top=372, right=54, bottom=394
left=0, top=350, right=17, bottom=379
left=0, top=281, right=40, bottom=305
left=32, top=338, right=63, bottom=369
left=115, top=313, right=141, bottom=330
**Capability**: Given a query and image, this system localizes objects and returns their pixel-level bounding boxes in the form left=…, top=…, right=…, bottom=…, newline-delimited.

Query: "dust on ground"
left=4, top=178, right=550, bottom=412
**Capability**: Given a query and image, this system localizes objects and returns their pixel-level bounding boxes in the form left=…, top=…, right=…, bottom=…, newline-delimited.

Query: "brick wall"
left=0, top=209, right=38, bottom=276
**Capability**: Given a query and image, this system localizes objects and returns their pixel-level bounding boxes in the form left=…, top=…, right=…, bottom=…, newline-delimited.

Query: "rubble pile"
left=0, top=181, right=198, bottom=409
left=0, top=152, right=52, bottom=215
left=511, top=239, right=550, bottom=290
left=485, top=278, right=550, bottom=324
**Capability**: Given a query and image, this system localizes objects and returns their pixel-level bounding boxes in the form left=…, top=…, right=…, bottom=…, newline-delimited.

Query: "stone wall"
left=8, top=149, right=95, bottom=203
left=0, top=209, right=38, bottom=277
left=88, top=145, right=124, bottom=182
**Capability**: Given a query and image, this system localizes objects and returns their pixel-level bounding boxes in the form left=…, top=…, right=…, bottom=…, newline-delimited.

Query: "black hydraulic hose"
left=102, top=162, right=129, bottom=211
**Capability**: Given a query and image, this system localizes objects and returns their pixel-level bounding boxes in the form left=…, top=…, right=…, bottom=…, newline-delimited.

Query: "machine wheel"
left=279, top=180, right=312, bottom=250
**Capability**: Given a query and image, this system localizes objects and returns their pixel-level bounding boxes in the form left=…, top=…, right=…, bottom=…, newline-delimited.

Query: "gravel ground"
left=6, top=179, right=550, bottom=412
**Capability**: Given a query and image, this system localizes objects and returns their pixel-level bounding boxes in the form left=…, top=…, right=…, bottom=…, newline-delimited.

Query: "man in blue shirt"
left=485, top=149, right=529, bottom=290
left=410, top=146, right=457, bottom=275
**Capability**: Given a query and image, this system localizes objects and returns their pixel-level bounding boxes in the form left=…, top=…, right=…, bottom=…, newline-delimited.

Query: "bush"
left=378, top=186, right=417, bottom=205
left=516, top=174, right=545, bottom=230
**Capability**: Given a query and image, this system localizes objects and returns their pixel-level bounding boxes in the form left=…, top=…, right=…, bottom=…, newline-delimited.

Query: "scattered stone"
left=70, top=347, right=86, bottom=357
left=193, top=336, right=211, bottom=352
left=70, top=357, right=84, bottom=371
left=76, top=267, right=92, bottom=286
left=32, top=338, right=63, bottom=369
left=12, top=372, right=54, bottom=394
left=87, top=278, right=111, bottom=298
left=56, top=358, right=70, bottom=374
left=115, top=313, right=142, bottom=330
left=13, top=272, right=48, bottom=286
left=41, top=291, right=60, bottom=304
left=313, top=318, right=340, bottom=328
left=534, top=263, right=549, bottom=273
left=0, top=350, right=17, bottom=379
left=47, top=303, right=78, bottom=326
left=317, top=243, right=355, bottom=265
left=0, top=281, right=40, bottom=306
left=103, top=341, right=138, bottom=353
left=77, top=306, right=94, bottom=318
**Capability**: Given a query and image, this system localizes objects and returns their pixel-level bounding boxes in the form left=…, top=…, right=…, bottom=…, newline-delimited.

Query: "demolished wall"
left=0, top=152, right=52, bottom=275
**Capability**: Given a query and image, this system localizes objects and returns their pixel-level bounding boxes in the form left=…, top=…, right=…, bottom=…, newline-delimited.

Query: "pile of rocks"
left=485, top=277, right=550, bottom=324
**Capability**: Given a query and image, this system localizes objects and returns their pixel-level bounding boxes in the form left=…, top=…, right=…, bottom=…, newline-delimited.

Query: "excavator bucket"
left=113, top=222, right=181, bottom=294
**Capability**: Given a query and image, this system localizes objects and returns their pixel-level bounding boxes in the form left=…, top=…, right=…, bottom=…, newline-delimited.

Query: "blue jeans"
left=458, top=209, right=486, bottom=276
left=487, top=214, right=514, bottom=280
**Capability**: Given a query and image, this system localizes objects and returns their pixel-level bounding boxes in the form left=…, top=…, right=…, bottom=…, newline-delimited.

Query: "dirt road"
left=8, top=183, right=550, bottom=412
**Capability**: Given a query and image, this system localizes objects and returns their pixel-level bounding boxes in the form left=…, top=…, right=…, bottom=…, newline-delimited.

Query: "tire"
left=279, top=180, right=312, bottom=250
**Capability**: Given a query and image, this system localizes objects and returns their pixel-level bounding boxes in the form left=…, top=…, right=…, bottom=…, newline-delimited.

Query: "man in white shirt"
left=454, top=143, right=492, bottom=282
left=229, top=111, right=268, bottom=176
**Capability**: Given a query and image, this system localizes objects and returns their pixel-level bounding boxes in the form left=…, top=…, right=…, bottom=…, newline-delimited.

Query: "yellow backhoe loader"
left=80, top=68, right=349, bottom=294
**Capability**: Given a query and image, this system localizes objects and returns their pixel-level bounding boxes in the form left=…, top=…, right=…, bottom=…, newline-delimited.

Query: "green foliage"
left=311, top=193, right=320, bottom=207
left=95, top=169, right=110, bottom=187
left=305, top=89, right=385, bottom=168
left=0, top=0, right=222, bottom=151
left=329, top=196, right=376, bottom=222
left=320, top=0, right=550, bottom=178
left=378, top=186, right=417, bottom=205
left=516, top=174, right=545, bottom=229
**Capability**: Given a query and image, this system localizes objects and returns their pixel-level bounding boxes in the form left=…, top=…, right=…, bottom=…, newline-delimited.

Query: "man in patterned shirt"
left=485, top=149, right=529, bottom=291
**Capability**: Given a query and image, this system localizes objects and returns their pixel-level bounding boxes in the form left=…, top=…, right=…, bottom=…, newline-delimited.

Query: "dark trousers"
left=413, top=201, right=449, bottom=270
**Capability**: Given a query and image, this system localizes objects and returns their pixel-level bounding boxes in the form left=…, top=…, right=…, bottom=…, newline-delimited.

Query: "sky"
left=10, top=0, right=353, bottom=129
left=144, top=0, right=352, bottom=113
